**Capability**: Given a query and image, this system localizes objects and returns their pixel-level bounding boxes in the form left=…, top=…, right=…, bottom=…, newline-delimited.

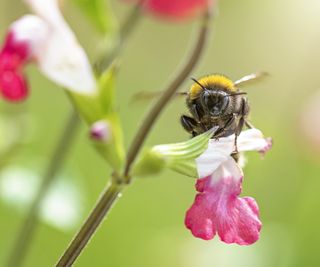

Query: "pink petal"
left=123, top=0, right=211, bottom=20
left=185, top=162, right=261, bottom=245
left=0, top=32, right=30, bottom=63
left=0, top=31, right=30, bottom=102
left=0, top=70, right=28, bottom=101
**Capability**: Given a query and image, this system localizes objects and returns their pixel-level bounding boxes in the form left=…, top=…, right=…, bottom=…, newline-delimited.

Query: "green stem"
left=54, top=8, right=213, bottom=267
left=56, top=179, right=123, bottom=267
left=6, top=109, right=80, bottom=267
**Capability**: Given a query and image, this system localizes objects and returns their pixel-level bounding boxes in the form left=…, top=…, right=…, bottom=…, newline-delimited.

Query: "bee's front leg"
left=213, top=115, right=236, bottom=139
left=180, top=115, right=199, bottom=137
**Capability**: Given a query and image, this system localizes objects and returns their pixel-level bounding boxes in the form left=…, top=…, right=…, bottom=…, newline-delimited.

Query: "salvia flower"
left=123, top=0, right=212, bottom=20
left=0, top=0, right=96, bottom=101
left=185, top=129, right=272, bottom=245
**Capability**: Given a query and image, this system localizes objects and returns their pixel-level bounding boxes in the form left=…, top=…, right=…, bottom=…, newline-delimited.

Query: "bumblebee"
left=133, top=72, right=266, bottom=151
left=180, top=73, right=266, bottom=151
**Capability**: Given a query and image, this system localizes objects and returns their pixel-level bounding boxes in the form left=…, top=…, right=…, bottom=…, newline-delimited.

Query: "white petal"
left=237, top=128, right=270, bottom=152
left=196, top=129, right=270, bottom=178
left=24, top=0, right=63, bottom=29
left=10, top=15, right=49, bottom=55
left=24, top=0, right=96, bottom=95
left=196, top=138, right=234, bottom=178
left=209, top=157, right=243, bottom=184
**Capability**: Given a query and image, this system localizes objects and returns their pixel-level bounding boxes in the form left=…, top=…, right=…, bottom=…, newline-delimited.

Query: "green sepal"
left=69, top=67, right=116, bottom=122
left=69, top=68, right=125, bottom=171
left=133, top=128, right=217, bottom=178
left=72, top=0, right=118, bottom=35
left=99, top=65, right=115, bottom=114
left=132, top=149, right=166, bottom=177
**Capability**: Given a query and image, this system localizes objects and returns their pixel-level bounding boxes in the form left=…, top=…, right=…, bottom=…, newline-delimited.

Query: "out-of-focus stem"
left=54, top=7, right=213, bottom=267
left=6, top=109, right=80, bottom=267
left=94, top=3, right=143, bottom=73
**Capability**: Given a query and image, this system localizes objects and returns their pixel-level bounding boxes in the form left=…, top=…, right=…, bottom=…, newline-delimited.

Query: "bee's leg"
left=180, top=115, right=198, bottom=136
left=234, top=116, right=245, bottom=153
left=190, top=104, right=202, bottom=122
left=214, top=115, right=236, bottom=138
left=245, top=120, right=255, bottom=129
left=233, top=98, right=249, bottom=152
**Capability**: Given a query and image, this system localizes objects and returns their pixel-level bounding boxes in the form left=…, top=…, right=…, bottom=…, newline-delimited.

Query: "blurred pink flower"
left=0, top=32, right=30, bottom=101
left=185, top=129, right=272, bottom=245
left=300, top=90, right=320, bottom=152
left=0, top=0, right=96, bottom=102
left=123, top=0, right=213, bottom=20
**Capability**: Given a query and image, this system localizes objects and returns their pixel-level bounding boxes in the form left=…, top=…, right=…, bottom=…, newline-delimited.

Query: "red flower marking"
left=124, top=0, right=211, bottom=20
left=185, top=173, right=261, bottom=245
left=0, top=32, right=30, bottom=102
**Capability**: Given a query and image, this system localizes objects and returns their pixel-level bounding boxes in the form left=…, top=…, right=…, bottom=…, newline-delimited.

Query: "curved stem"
left=56, top=179, right=123, bottom=267
left=54, top=8, right=213, bottom=267
left=6, top=109, right=80, bottom=267
left=124, top=8, right=212, bottom=177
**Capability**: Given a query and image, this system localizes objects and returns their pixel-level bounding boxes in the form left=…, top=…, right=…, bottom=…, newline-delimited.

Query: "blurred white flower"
left=0, top=0, right=96, bottom=101
left=0, top=166, right=85, bottom=231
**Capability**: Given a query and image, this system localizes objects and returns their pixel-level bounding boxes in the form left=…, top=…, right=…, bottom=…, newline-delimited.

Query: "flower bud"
left=89, top=120, right=111, bottom=143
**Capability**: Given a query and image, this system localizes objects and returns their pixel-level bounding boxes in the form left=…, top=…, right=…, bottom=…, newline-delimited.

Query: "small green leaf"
left=133, top=128, right=217, bottom=178
left=73, top=0, right=118, bottom=34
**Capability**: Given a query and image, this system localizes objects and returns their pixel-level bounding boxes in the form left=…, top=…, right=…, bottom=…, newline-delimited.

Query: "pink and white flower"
left=185, top=129, right=272, bottom=245
left=0, top=0, right=96, bottom=101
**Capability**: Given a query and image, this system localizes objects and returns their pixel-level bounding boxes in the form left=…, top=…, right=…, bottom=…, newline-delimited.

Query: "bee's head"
left=189, top=77, right=247, bottom=118
left=200, top=89, right=230, bottom=116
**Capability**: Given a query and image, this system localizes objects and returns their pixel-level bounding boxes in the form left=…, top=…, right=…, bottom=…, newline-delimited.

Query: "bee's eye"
left=200, top=91, right=211, bottom=108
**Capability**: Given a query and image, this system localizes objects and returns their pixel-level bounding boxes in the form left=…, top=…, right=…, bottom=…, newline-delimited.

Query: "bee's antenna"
left=191, top=77, right=207, bottom=91
left=226, top=92, right=247, bottom=97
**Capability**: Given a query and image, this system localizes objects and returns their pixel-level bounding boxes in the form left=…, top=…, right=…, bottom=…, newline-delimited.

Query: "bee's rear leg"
left=233, top=116, right=246, bottom=153
left=245, top=120, right=255, bottom=129
left=180, top=115, right=198, bottom=137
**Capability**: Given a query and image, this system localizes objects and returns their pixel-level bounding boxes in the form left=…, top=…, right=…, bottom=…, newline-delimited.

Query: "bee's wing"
left=234, top=72, right=269, bottom=87
left=131, top=91, right=188, bottom=103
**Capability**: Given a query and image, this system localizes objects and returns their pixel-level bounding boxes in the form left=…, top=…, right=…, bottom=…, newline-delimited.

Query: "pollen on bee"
left=189, top=74, right=236, bottom=99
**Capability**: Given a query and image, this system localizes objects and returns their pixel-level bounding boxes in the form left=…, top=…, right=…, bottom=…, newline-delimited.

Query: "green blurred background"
left=1, top=0, right=320, bottom=266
